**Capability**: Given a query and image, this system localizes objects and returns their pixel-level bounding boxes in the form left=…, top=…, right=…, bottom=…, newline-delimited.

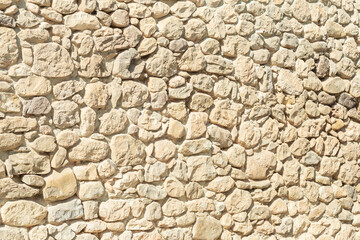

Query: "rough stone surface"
left=0, top=1, right=359, bottom=239
left=1, top=200, right=47, bottom=227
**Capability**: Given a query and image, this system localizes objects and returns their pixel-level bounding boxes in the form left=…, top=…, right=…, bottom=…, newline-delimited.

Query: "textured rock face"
left=0, top=0, right=360, bottom=239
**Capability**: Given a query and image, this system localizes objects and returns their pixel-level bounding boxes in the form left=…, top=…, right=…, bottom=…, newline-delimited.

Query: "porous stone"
left=68, top=138, right=109, bottom=162
left=43, top=168, right=77, bottom=201
left=32, top=43, right=74, bottom=78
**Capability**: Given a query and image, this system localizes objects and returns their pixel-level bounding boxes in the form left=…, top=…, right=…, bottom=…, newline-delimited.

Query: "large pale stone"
left=0, top=117, right=37, bottom=133
left=146, top=47, right=178, bottom=77
left=77, top=181, right=104, bottom=200
left=179, top=138, right=212, bottom=156
left=0, top=178, right=40, bottom=199
left=68, top=138, right=109, bottom=162
left=99, top=200, right=130, bottom=222
left=0, top=93, right=21, bottom=113
left=246, top=150, right=276, bottom=180
left=17, top=28, right=50, bottom=43
left=225, top=189, right=252, bottom=213
left=0, top=133, right=23, bottom=151
left=206, top=176, right=235, bottom=193
left=48, top=198, right=84, bottom=224
left=158, top=16, right=183, bottom=39
left=0, top=227, right=28, bottom=240
left=84, top=82, right=109, bottom=109
left=162, top=198, right=186, bottom=217
left=237, top=121, right=261, bottom=149
left=43, top=168, right=77, bottom=201
left=113, top=48, right=145, bottom=79
left=99, top=109, right=128, bottom=135
left=64, top=12, right=101, bottom=30
left=7, top=150, right=50, bottom=175
left=291, top=0, right=310, bottom=23
left=193, top=216, right=222, bottom=240
left=205, top=55, right=234, bottom=75
left=277, top=69, right=303, bottom=95
left=0, top=27, right=18, bottom=68
left=137, top=184, right=167, bottom=200
left=153, top=139, right=176, bottom=161
left=52, top=0, right=77, bottom=14
left=235, top=55, right=255, bottom=85
left=53, top=80, right=85, bottom=100
left=1, top=200, right=47, bottom=227
left=56, top=130, right=79, bottom=148
left=179, top=47, right=206, bottom=72
left=207, top=124, right=232, bottom=148
left=110, top=134, right=146, bottom=166
left=30, top=135, right=57, bottom=153
left=15, top=76, right=51, bottom=97
left=322, top=77, right=346, bottom=94
left=121, top=81, right=149, bottom=108
left=187, top=156, right=216, bottom=181
left=32, top=43, right=74, bottom=78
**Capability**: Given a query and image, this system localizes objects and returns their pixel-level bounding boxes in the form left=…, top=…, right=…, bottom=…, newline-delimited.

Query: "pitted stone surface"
left=0, top=0, right=359, bottom=239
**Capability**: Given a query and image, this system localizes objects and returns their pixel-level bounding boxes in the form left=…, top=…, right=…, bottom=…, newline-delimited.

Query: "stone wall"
left=0, top=0, right=360, bottom=239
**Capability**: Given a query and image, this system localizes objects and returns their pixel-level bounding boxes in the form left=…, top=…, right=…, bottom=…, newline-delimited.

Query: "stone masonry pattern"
left=2, top=0, right=360, bottom=239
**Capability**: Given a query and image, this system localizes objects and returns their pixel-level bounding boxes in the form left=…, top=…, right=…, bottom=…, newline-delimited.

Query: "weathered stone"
left=15, top=76, right=51, bottom=97
left=225, top=189, right=252, bottom=213
left=137, top=184, right=167, bottom=200
left=0, top=13, right=15, bottom=28
left=153, top=139, right=176, bottom=161
left=158, top=16, right=183, bottom=40
left=43, top=168, right=77, bottom=201
left=179, top=47, right=206, bottom=72
left=187, top=156, right=216, bottom=181
left=146, top=47, right=177, bottom=77
left=184, top=18, right=207, bottom=42
left=138, top=38, right=157, bottom=56
left=206, top=176, right=235, bottom=193
left=7, top=150, right=50, bottom=175
left=113, top=48, right=145, bottom=79
left=0, top=117, right=37, bottom=133
left=0, top=178, right=40, bottom=199
left=68, top=138, right=109, bottom=162
left=207, top=124, right=232, bottom=148
left=23, top=97, right=51, bottom=115
left=0, top=27, right=18, bottom=67
left=30, top=135, right=56, bottom=153
left=17, top=10, right=41, bottom=28
left=84, top=82, right=109, bottom=109
left=0, top=133, right=23, bottom=151
left=277, top=69, right=303, bottom=96
left=48, top=198, right=84, bottom=224
left=77, top=181, right=104, bottom=200
left=79, top=55, right=110, bottom=78
left=246, top=150, right=276, bottom=180
left=205, top=55, right=234, bottom=75
left=99, top=109, right=128, bottom=135
left=209, top=100, right=239, bottom=128
left=1, top=200, right=47, bottom=227
left=64, top=12, right=100, bottom=30
left=193, top=216, right=222, bottom=240
left=110, top=134, right=146, bottom=166
left=237, top=121, right=261, bottom=149
left=32, top=43, right=74, bottom=78
left=179, top=139, right=212, bottom=156
left=121, top=81, right=149, bottom=108
left=0, top=226, right=28, bottom=240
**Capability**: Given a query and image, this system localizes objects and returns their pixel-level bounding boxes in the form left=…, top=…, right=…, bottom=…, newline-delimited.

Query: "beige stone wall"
left=0, top=0, right=360, bottom=239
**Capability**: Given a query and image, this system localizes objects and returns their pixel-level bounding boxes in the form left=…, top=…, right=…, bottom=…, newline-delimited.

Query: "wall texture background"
left=0, top=0, right=360, bottom=239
